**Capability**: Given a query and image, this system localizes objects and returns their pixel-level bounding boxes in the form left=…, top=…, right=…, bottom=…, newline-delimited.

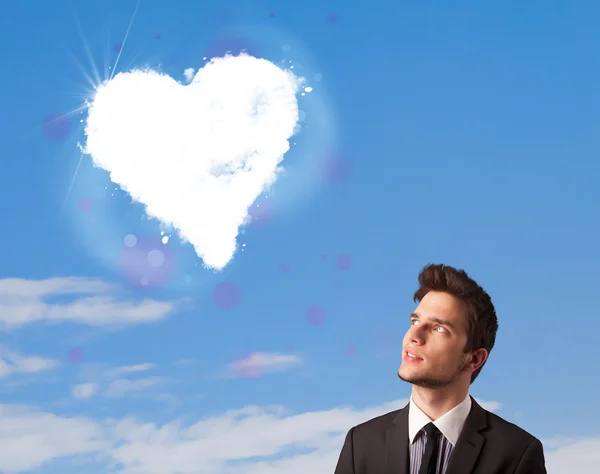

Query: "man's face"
left=398, top=291, right=472, bottom=389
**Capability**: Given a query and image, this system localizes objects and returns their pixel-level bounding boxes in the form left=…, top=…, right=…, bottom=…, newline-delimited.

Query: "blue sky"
left=0, top=1, right=598, bottom=472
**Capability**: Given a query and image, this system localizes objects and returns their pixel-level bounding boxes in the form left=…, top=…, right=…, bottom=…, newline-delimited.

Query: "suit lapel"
left=384, top=403, right=410, bottom=474
left=445, top=396, right=487, bottom=474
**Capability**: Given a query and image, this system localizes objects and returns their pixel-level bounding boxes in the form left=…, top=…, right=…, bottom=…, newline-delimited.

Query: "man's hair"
left=413, top=263, right=499, bottom=383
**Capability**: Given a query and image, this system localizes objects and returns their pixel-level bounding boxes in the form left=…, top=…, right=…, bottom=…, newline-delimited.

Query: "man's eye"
left=435, top=326, right=445, bottom=333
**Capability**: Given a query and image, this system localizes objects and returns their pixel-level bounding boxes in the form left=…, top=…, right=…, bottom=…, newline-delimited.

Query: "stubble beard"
left=398, top=371, right=455, bottom=389
left=397, top=354, right=469, bottom=389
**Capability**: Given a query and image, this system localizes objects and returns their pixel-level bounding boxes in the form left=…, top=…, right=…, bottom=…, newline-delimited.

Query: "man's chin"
left=398, top=369, right=451, bottom=389
left=397, top=367, right=415, bottom=383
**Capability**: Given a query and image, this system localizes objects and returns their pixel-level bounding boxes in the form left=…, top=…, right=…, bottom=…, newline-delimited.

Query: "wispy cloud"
left=72, top=362, right=165, bottom=401
left=104, top=376, right=168, bottom=398
left=0, top=277, right=112, bottom=298
left=474, top=398, right=501, bottom=412
left=541, top=436, right=600, bottom=472
left=183, top=67, right=195, bottom=83
left=105, top=363, right=157, bottom=379
left=0, top=277, right=184, bottom=329
left=0, top=347, right=59, bottom=378
left=226, top=352, right=304, bottom=379
left=71, top=382, right=98, bottom=399
left=0, top=398, right=589, bottom=474
left=0, top=403, right=110, bottom=473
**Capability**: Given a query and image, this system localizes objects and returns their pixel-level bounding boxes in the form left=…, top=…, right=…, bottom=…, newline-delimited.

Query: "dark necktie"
left=418, top=422, right=441, bottom=474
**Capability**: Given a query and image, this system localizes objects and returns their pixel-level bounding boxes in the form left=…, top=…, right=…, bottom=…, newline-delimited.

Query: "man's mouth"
left=405, top=350, right=424, bottom=361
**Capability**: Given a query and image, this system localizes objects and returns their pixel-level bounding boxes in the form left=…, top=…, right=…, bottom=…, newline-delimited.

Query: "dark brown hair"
left=413, top=263, right=499, bottom=383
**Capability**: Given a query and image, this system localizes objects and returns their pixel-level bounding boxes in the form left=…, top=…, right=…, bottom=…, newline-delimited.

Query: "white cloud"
left=543, top=437, right=600, bottom=472
left=0, top=398, right=592, bottom=473
left=0, top=403, right=110, bottom=473
left=473, top=398, right=501, bottom=412
left=104, top=376, right=168, bottom=399
left=105, top=363, right=157, bottom=379
left=227, top=351, right=304, bottom=378
left=0, top=375, right=60, bottom=394
left=71, top=383, right=98, bottom=399
left=183, top=67, right=195, bottom=83
left=84, top=54, right=304, bottom=270
left=72, top=363, right=163, bottom=401
left=0, top=277, right=183, bottom=329
left=0, top=277, right=112, bottom=298
left=0, top=347, right=59, bottom=378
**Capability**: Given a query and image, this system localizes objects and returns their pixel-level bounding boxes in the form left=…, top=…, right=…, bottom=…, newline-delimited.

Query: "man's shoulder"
left=347, top=403, right=541, bottom=445
left=352, top=408, right=403, bottom=435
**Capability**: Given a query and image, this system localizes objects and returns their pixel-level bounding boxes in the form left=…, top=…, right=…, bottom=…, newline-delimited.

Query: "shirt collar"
left=408, top=394, right=472, bottom=447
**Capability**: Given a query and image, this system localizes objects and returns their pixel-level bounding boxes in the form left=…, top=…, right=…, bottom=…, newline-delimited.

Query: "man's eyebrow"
left=410, top=312, right=455, bottom=329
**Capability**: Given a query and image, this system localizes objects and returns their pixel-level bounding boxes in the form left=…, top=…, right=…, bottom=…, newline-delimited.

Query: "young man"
left=334, top=264, right=546, bottom=474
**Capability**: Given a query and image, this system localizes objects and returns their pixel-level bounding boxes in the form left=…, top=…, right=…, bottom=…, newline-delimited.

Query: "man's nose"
left=407, top=326, right=426, bottom=344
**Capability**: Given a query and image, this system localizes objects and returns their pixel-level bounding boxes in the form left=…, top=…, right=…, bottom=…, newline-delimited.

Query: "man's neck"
left=411, top=385, right=469, bottom=421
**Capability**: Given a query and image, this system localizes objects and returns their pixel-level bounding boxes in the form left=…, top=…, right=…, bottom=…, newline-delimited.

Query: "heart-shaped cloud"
left=84, top=54, right=303, bottom=270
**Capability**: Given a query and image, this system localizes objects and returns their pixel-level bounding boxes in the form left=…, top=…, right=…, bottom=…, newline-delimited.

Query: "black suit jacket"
left=334, top=396, right=546, bottom=474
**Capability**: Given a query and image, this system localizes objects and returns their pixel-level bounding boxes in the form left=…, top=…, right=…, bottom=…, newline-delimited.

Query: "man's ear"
left=467, top=348, right=488, bottom=373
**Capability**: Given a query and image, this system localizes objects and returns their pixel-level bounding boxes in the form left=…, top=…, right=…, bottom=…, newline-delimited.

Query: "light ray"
left=59, top=0, right=142, bottom=217
left=59, top=147, right=86, bottom=217
left=72, top=13, right=102, bottom=88
left=48, top=104, right=89, bottom=127
left=103, top=23, right=110, bottom=83
left=110, top=0, right=142, bottom=81
left=68, top=51, right=97, bottom=91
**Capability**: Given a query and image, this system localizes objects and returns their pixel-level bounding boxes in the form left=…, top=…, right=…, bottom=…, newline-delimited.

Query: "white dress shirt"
left=409, top=393, right=472, bottom=446
left=407, top=394, right=472, bottom=474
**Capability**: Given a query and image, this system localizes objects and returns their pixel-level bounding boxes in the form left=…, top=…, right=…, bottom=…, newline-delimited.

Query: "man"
left=334, top=263, right=546, bottom=474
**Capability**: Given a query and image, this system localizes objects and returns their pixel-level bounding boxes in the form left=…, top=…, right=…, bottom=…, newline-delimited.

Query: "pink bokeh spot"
left=306, top=305, right=326, bottom=326
left=67, top=348, right=84, bottom=364
left=345, top=345, right=356, bottom=356
left=113, top=43, right=123, bottom=53
left=234, top=366, right=262, bottom=378
left=42, top=113, right=70, bottom=141
left=279, top=263, right=290, bottom=273
left=336, top=254, right=352, bottom=271
left=320, top=254, right=328, bottom=261
left=77, top=196, right=93, bottom=212
left=231, top=349, right=263, bottom=378
left=232, top=361, right=263, bottom=378
left=247, top=202, right=272, bottom=228
left=213, top=281, right=242, bottom=310
left=327, top=12, right=339, bottom=23
left=320, top=152, right=352, bottom=184
left=269, top=12, right=276, bottom=18
left=205, top=36, right=259, bottom=59
left=155, top=33, right=162, bottom=40
left=117, top=234, right=174, bottom=290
